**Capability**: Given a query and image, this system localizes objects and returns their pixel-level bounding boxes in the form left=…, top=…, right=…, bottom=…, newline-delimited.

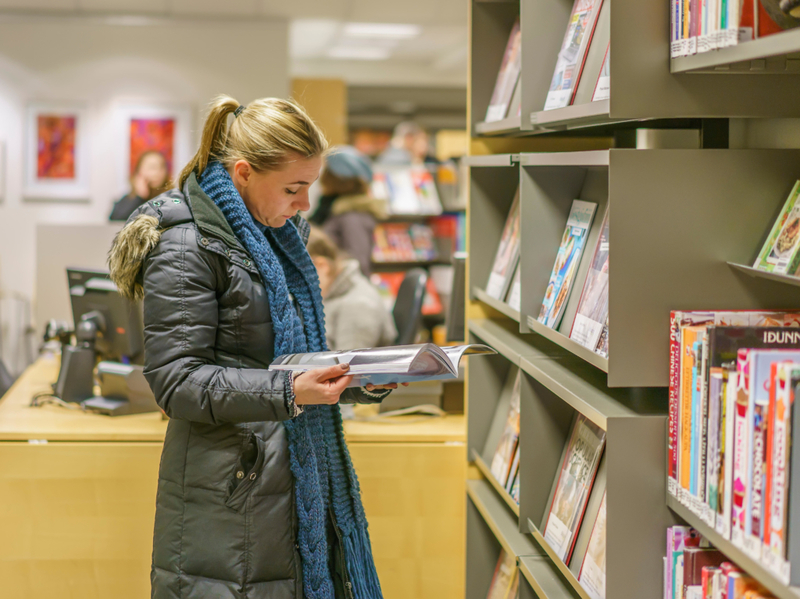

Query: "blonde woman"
left=108, top=96, right=393, bottom=599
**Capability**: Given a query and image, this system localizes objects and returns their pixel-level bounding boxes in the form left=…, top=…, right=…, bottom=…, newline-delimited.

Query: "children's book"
left=591, top=45, right=610, bottom=102
left=485, top=19, right=522, bottom=123
left=543, top=0, right=604, bottom=110
left=543, top=414, right=605, bottom=563
left=753, top=181, right=800, bottom=275
left=570, top=207, right=609, bottom=355
left=537, top=200, right=597, bottom=329
left=486, top=189, right=521, bottom=301
left=578, top=492, right=607, bottom=599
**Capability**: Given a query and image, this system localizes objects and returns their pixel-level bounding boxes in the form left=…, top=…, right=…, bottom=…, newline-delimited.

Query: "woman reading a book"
left=107, top=95, right=394, bottom=599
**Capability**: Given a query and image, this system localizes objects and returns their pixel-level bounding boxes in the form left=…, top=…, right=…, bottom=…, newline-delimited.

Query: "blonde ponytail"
left=179, top=94, right=328, bottom=188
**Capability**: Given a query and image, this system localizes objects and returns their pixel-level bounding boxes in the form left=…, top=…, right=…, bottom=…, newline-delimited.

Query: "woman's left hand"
left=365, top=383, right=410, bottom=392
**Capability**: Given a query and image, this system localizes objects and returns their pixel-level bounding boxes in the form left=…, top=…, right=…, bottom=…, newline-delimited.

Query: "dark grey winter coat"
left=108, top=175, right=379, bottom=599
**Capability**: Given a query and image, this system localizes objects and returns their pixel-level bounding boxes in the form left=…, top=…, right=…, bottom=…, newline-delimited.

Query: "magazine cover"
left=537, top=199, right=598, bottom=329
left=753, top=180, right=800, bottom=274
left=543, top=414, right=606, bottom=563
left=578, top=492, right=607, bottom=599
left=543, top=0, right=604, bottom=111
left=490, top=370, right=521, bottom=487
left=486, top=188, right=521, bottom=300
left=591, top=45, right=610, bottom=102
left=486, top=550, right=517, bottom=599
left=570, top=207, right=609, bottom=354
left=505, top=264, right=521, bottom=312
left=485, top=19, right=522, bottom=123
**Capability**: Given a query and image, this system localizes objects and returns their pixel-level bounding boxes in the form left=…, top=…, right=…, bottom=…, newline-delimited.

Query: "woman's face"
left=138, top=152, right=169, bottom=189
left=232, top=154, right=322, bottom=229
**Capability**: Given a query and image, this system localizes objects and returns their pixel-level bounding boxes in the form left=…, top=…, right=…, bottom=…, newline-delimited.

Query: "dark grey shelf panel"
left=671, top=30, right=800, bottom=73
left=465, top=154, right=516, bottom=167
left=472, top=449, right=520, bottom=517
left=666, top=495, right=800, bottom=599
left=475, top=115, right=523, bottom=136
left=468, top=318, right=567, bottom=366
left=519, top=353, right=666, bottom=431
left=526, top=519, right=592, bottom=599
left=467, top=479, right=542, bottom=559
left=518, top=150, right=609, bottom=167
left=523, top=316, right=609, bottom=374
left=473, top=287, right=521, bottom=323
left=529, top=100, right=620, bottom=132
left=728, top=262, right=800, bottom=289
left=519, top=555, right=585, bottom=599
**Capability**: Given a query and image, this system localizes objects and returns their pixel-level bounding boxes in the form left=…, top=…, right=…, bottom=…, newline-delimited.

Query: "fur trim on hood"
left=107, top=214, right=161, bottom=301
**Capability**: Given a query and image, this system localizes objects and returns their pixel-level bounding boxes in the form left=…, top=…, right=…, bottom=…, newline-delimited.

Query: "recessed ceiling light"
left=104, top=15, right=153, bottom=26
left=327, top=46, right=392, bottom=60
left=343, top=23, right=421, bottom=39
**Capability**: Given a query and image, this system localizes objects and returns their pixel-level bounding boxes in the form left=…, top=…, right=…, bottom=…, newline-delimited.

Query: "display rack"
left=470, top=0, right=800, bottom=139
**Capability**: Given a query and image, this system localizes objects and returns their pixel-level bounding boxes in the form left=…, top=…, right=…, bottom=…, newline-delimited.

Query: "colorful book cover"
left=756, top=0, right=800, bottom=38
left=486, top=188, right=521, bottom=301
left=681, top=326, right=706, bottom=495
left=486, top=550, right=516, bottom=599
left=690, top=338, right=705, bottom=499
left=570, top=207, right=609, bottom=355
left=732, top=349, right=751, bottom=547
left=592, top=45, right=610, bottom=102
left=671, top=526, right=702, bottom=599
left=706, top=368, right=723, bottom=517
left=544, top=0, right=604, bottom=110
left=578, top=492, right=607, bottom=599
left=490, top=370, right=522, bottom=487
left=537, top=199, right=597, bottom=329
left=485, top=19, right=522, bottom=123
left=543, top=414, right=605, bottom=563
left=718, top=365, right=737, bottom=540
left=753, top=180, right=800, bottom=275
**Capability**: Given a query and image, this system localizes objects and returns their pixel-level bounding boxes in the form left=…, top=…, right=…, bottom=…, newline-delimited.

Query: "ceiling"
left=0, top=0, right=468, bottom=87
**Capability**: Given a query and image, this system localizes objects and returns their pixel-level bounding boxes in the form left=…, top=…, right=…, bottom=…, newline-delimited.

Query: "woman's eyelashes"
left=285, top=188, right=298, bottom=195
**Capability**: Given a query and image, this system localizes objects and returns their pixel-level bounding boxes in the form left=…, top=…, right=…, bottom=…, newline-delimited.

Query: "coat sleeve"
left=141, top=226, right=292, bottom=424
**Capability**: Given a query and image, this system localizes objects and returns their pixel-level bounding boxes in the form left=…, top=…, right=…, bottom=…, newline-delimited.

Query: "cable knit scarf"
left=198, top=161, right=382, bottom=599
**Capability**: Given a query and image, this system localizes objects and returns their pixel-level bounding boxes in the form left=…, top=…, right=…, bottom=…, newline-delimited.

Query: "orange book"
left=680, top=325, right=706, bottom=491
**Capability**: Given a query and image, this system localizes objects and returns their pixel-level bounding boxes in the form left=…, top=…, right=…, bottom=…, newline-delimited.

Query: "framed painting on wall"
left=24, top=103, right=90, bottom=201
left=113, top=103, right=192, bottom=197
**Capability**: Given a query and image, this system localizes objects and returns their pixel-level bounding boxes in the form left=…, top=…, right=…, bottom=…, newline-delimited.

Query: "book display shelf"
left=465, top=0, right=800, bottom=597
left=471, top=0, right=800, bottom=139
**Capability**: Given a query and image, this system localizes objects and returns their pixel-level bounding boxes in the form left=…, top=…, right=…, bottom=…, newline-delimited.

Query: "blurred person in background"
left=109, top=150, right=171, bottom=221
left=308, top=226, right=396, bottom=351
left=309, top=145, right=386, bottom=275
left=377, top=121, right=438, bottom=166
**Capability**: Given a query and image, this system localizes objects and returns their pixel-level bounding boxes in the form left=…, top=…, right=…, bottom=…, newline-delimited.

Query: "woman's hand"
left=293, top=364, right=353, bottom=406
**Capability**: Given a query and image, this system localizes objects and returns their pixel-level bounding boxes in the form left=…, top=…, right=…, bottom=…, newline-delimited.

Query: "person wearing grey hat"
left=309, top=145, right=387, bottom=276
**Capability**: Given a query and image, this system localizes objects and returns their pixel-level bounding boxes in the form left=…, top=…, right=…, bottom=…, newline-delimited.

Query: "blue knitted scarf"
left=198, top=161, right=382, bottom=599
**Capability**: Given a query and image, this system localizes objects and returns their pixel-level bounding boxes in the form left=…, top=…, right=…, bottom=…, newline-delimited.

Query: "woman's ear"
left=232, top=160, right=252, bottom=187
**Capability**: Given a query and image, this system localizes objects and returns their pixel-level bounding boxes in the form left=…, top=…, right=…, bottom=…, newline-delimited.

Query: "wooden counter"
left=0, top=356, right=465, bottom=599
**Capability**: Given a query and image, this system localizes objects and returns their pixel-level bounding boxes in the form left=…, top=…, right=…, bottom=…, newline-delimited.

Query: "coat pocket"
left=225, top=433, right=266, bottom=513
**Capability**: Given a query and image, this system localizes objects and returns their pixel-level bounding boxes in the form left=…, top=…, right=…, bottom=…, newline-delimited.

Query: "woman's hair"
left=130, top=150, right=170, bottom=200
left=178, top=95, right=329, bottom=188
left=307, top=226, right=341, bottom=264
left=320, top=169, right=369, bottom=196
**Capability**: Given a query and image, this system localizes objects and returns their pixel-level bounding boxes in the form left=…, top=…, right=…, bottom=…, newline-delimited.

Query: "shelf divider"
left=518, top=555, right=584, bottom=599
left=526, top=519, right=593, bottom=599
left=473, top=287, right=521, bottom=323
left=518, top=150, right=610, bottom=167
left=472, top=449, right=520, bottom=517
left=728, top=262, right=800, bottom=289
left=529, top=101, right=615, bottom=130
left=467, top=479, right=542, bottom=559
left=667, top=495, right=800, bottom=599
left=465, top=154, right=516, bottom=167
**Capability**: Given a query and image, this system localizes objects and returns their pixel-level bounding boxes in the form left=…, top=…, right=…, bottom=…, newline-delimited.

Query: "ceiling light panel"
left=326, top=46, right=391, bottom=60
left=342, top=22, right=421, bottom=39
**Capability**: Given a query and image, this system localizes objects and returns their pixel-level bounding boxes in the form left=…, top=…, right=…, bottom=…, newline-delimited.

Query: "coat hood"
left=108, top=213, right=162, bottom=301
left=330, top=193, right=388, bottom=220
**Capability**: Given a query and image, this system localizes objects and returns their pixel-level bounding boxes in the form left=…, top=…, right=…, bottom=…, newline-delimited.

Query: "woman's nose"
left=296, top=193, right=311, bottom=212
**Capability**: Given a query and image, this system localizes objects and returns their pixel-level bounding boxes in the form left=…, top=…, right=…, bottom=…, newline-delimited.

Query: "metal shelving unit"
left=671, top=30, right=800, bottom=73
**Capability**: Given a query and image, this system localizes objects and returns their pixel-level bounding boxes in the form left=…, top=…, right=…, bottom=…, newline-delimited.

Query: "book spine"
left=690, top=340, right=703, bottom=500
left=669, top=312, right=682, bottom=494
left=707, top=369, right=723, bottom=521
left=763, top=362, right=778, bottom=564
left=731, top=350, right=750, bottom=547
left=681, top=329, right=697, bottom=496
left=789, top=378, right=800, bottom=585
left=721, top=366, right=737, bottom=540
left=699, top=333, right=711, bottom=520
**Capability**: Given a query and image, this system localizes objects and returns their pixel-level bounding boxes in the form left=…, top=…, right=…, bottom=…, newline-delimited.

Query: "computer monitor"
left=67, top=267, right=144, bottom=364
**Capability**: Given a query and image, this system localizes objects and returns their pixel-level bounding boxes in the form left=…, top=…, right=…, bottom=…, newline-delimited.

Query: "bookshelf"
left=727, top=261, right=800, bottom=289
left=470, top=0, right=800, bottom=139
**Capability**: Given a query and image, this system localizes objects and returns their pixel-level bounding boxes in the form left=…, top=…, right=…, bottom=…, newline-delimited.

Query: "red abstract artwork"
left=37, top=115, right=76, bottom=179
left=130, top=118, right=175, bottom=176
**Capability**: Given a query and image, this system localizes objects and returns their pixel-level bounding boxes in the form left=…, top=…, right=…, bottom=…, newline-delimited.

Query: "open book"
left=270, top=343, right=495, bottom=387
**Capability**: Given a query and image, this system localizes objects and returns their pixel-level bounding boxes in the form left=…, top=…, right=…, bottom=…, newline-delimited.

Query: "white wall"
left=0, top=16, right=288, bottom=346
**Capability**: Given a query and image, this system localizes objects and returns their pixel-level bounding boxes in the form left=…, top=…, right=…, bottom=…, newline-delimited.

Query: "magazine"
left=490, top=370, right=521, bottom=488
left=543, top=0, right=604, bottom=111
left=592, top=45, right=610, bottom=102
left=506, top=264, right=521, bottom=312
left=486, top=550, right=517, bottom=599
left=538, top=199, right=598, bottom=329
left=570, top=207, right=609, bottom=354
left=543, top=414, right=606, bottom=563
left=578, top=491, right=607, bottom=599
left=753, top=181, right=800, bottom=275
left=270, top=343, right=495, bottom=387
left=371, top=166, right=442, bottom=216
left=486, top=188, right=522, bottom=301
left=485, top=19, right=522, bottom=123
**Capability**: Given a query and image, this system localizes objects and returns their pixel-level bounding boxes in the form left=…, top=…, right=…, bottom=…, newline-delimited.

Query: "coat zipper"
left=329, top=507, right=354, bottom=599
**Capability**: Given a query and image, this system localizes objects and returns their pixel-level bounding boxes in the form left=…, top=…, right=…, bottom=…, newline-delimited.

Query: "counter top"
left=0, top=356, right=464, bottom=444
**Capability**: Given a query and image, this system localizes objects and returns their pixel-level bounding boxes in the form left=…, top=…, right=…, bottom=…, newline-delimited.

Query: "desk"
left=0, top=356, right=465, bottom=599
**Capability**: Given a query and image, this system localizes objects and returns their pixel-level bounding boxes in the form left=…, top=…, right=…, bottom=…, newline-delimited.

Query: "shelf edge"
left=523, top=315, right=609, bottom=373
left=527, top=519, right=594, bottom=599
left=517, top=150, right=610, bottom=168
left=473, top=287, right=522, bottom=323
left=728, top=262, right=800, bottom=289
left=472, top=449, right=521, bottom=517
left=518, top=555, right=584, bottom=599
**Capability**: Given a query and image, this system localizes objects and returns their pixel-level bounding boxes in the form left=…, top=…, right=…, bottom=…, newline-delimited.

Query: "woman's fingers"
left=313, top=363, right=350, bottom=382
